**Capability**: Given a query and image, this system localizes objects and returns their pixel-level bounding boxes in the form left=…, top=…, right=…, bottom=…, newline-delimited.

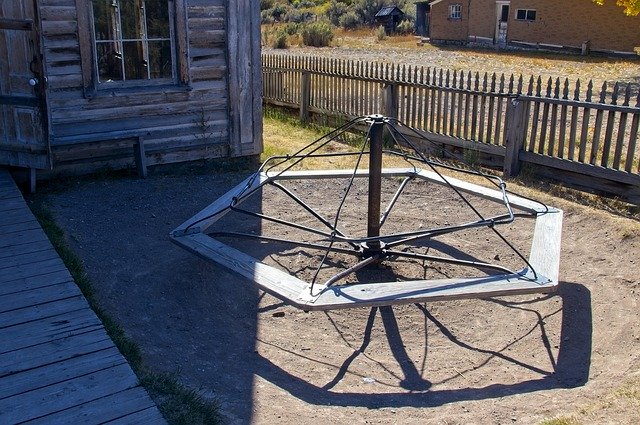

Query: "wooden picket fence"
left=262, top=53, right=640, bottom=203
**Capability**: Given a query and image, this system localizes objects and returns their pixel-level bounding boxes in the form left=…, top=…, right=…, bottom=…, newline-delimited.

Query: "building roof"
left=375, top=6, right=405, bottom=18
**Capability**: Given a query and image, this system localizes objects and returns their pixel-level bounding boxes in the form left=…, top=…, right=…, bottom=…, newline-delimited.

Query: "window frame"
left=515, top=9, right=537, bottom=22
left=90, top=0, right=177, bottom=89
left=449, top=4, right=462, bottom=20
left=76, top=0, right=189, bottom=97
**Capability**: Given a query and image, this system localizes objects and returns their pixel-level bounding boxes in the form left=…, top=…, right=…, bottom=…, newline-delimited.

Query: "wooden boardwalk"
left=0, top=168, right=165, bottom=424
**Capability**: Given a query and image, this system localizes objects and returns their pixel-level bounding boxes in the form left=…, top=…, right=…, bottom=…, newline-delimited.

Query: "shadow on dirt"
left=251, top=281, right=591, bottom=409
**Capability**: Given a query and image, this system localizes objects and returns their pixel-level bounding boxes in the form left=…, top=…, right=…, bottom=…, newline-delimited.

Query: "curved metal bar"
left=385, top=249, right=517, bottom=275
left=209, top=231, right=361, bottom=256
left=379, top=176, right=413, bottom=229
left=229, top=205, right=337, bottom=240
left=322, top=255, right=382, bottom=287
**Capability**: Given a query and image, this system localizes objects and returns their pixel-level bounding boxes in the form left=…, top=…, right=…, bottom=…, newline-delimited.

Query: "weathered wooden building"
left=375, top=6, right=405, bottom=34
left=1, top=0, right=262, bottom=184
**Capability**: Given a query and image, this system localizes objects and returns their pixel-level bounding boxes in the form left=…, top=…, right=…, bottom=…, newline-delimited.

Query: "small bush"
left=396, top=19, right=414, bottom=35
left=272, top=28, right=289, bottom=49
left=339, top=11, right=360, bottom=30
left=326, top=0, right=350, bottom=26
left=294, top=0, right=316, bottom=8
left=376, top=25, right=386, bottom=41
left=286, top=9, right=315, bottom=23
left=301, top=22, right=335, bottom=47
left=284, top=22, right=300, bottom=35
left=260, top=0, right=275, bottom=11
left=269, top=4, right=289, bottom=22
left=261, top=10, right=275, bottom=24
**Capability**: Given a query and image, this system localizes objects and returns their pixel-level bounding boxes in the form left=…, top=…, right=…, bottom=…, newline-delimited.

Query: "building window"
left=449, top=4, right=462, bottom=20
left=91, top=0, right=176, bottom=85
left=516, top=9, right=536, bottom=21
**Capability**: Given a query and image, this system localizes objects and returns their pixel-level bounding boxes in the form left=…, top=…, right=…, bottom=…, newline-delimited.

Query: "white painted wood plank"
left=528, top=210, right=563, bottom=284
left=23, top=387, right=163, bottom=425
left=172, top=173, right=268, bottom=233
left=270, top=168, right=545, bottom=212
left=0, top=363, right=140, bottom=424
left=0, top=329, right=113, bottom=377
left=172, top=233, right=308, bottom=302
left=0, top=347, right=125, bottom=399
left=306, top=273, right=558, bottom=311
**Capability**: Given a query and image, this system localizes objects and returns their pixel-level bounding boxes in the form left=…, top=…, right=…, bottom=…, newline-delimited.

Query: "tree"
left=593, top=0, right=640, bottom=16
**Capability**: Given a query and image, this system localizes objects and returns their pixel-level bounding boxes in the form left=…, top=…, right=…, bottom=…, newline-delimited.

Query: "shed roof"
left=375, top=6, right=405, bottom=17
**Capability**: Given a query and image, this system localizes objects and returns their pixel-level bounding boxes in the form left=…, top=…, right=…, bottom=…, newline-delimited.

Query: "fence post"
left=299, top=71, right=311, bottom=122
left=383, top=83, right=398, bottom=119
left=503, top=97, right=527, bottom=177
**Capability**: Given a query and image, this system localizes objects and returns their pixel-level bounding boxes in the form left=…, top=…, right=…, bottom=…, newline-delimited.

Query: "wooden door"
left=0, top=0, right=50, bottom=169
left=495, top=2, right=509, bottom=45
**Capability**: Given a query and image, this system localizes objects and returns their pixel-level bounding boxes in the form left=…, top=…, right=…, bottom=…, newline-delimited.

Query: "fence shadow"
left=252, top=281, right=591, bottom=409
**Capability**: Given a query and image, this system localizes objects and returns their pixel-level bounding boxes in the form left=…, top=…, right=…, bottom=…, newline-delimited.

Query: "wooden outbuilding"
left=375, top=6, right=405, bottom=34
left=0, top=0, right=262, bottom=185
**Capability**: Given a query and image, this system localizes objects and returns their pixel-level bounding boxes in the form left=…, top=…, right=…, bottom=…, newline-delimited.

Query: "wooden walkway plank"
left=0, top=363, right=141, bottom=423
left=0, top=257, right=68, bottom=282
left=0, top=168, right=166, bottom=424
left=0, top=219, right=42, bottom=234
left=0, top=269, right=73, bottom=296
left=0, top=295, right=88, bottom=328
left=0, top=248, right=60, bottom=270
left=0, top=280, right=81, bottom=314
left=0, top=329, right=114, bottom=377
left=0, top=347, right=125, bottom=400
left=0, top=228, right=48, bottom=248
left=0, top=191, right=22, bottom=201
left=0, top=213, right=39, bottom=228
left=103, top=405, right=168, bottom=425
left=23, top=387, right=161, bottom=425
left=0, top=309, right=103, bottom=354
left=0, top=239, right=53, bottom=260
left=0, top=198, right=29, bottom=212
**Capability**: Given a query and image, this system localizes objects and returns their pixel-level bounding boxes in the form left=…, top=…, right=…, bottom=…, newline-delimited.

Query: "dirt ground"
left=40, top=164, right=640, bottom=425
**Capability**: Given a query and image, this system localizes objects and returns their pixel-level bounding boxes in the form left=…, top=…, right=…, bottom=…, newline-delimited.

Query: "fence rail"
left=262, top=53, right=640, bottom=203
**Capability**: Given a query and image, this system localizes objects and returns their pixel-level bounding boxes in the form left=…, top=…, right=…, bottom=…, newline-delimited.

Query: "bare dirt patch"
left=40, top=163, right=639, bottom=424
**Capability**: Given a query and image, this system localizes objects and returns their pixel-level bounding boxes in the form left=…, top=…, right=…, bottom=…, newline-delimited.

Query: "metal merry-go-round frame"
left=171, top=115, right=562, bottom=311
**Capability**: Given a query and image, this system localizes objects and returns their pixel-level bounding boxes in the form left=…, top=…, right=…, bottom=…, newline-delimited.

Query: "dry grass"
left=266, top=27, right=640, bottom=94
left=539, top=375, right=640, bottom=425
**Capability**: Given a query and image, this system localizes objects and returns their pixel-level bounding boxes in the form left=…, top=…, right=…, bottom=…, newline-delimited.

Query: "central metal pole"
left=366, top=116, right=385, bottom=253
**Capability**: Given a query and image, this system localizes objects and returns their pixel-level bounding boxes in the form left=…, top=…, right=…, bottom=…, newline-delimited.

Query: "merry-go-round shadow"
left=252, top=281, right=591, bottom=409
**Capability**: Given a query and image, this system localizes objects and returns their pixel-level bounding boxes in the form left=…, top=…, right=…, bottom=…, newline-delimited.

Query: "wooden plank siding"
left=33, top=0, right=261, bottom=174
left=0, top=168, right=165, bottom=424
left=262, top=53, right=640, bottom=203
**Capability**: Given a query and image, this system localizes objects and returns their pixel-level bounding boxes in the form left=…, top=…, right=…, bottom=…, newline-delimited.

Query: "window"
left=91, top=0, right=175, bottom=85
left=449, top=4, right=462, bottom=20
left=516, top=9, right=536, bottom=21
